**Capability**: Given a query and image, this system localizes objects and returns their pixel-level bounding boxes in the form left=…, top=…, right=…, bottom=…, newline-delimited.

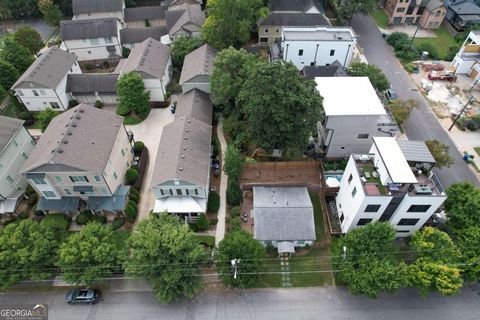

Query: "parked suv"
left=66, top=289, right=102, bottom=305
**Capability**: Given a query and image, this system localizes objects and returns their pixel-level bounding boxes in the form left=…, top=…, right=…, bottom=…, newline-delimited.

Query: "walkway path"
left=215, top=115, right=228, bottom=247
left=280, top=256, right=291, bottom=287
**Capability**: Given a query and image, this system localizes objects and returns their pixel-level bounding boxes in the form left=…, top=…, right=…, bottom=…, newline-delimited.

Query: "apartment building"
left=385, top=0, right=446, bottom=28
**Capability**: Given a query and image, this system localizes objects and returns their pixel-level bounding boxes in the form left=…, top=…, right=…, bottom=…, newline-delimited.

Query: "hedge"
left=230, top=206, right=240, bottom=218
left=230, top=217, right=241, bottom=232
left=75, top=213, right=91, bottom=225
left=112, top=217, right=126, bottom=230
left=91, top=215, right=107, bottom=224
left=133, top=141, right=144, bottom=155
left=134, top=146, right=149, bottom=190
left=126, top=168, right=139, bottom=185
left=125, top=205, right=137, bottom=223
left=129, top=192, right=139, bottom=203
left=197, top=213, right=209, bottom=231
left=207, top=191, right=220, bottom=213
left=226, top=179, right=242, bottom=206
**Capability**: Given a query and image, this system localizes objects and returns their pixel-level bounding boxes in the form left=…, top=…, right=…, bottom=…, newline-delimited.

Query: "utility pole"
left=449, top=96, right=476, bottom=131
left=231, top=259, right=240, bottom=279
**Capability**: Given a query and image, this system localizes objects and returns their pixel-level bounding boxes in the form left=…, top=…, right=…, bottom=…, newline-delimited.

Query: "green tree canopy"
left=0, top=219, right=60, bottom=289
left=36, top=108, right=59, bottom=132
left=0, top=38, right=34, bottom=73
left=202, top=0, right=265, bottom=49
left=238, top=61, right=323, bottom=157
left=171, top=37, right=204, bottom=70
left=125, top=214, right=206, bottom=303
left=0, top=0, right=39, bottom=20
left=223, top=144, right=243, bottom=180
left=333, top=0, right=378, bottom=22
left=0, top=60, right=19, bottom=90
left=389, top=99, right=419, bottom=126
left=216, top=231, right=266, bottom=288
left=14, top=25, right=44, bottom=54
left=347, top=62, right=390, bottom=92
left=444, top=181, right=480, bottom=233
left=425, top=139, right=455, bottom=169
left=211, top=47, right=257, bottom=108
left=116, top=72, right=150, bottom=118
left=455, top=226, right=480, bottom=281
left=38, top=0, right=63, bottom=26
left=410, top=227, right=460, bottom=264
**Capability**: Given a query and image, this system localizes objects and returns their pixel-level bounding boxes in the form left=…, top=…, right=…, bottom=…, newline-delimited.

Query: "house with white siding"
left=11, top=48, right=81, bottom=112
left=67, top=74, right=119, bottom=104
left=0, top=116, right=36, bottom=214
left=72, top=0, right=125, bottom=23
left=60, top=18, right=122, bottom=61
left=179, top=44, right=217, bottom=94
left=20, top=104, right=134, bottom=214
left=164, top=4, right=205, bottom=42
left=120, top=27, right=168, bottom=49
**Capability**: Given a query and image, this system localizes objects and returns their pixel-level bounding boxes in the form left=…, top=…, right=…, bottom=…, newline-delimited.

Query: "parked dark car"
left=66, top=289, right=102, bottom=305
left=385, top=88, right=398, bottom=102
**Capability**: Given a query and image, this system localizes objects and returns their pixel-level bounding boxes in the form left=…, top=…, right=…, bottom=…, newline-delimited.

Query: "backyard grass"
left=371, top=8, right=389, bottom=29
left=309, top=191, right=327, bottom=242
left=194, top=234, right=215, bottom=248
left=413, top=26, right=457, bottom=60
left=289, top=247, right=334, bottom=287
left=361, top=165, right=387, bottom=195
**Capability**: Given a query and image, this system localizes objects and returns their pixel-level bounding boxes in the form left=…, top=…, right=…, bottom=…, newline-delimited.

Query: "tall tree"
left=171, top=37, right=204, bottom=70
left=14, top=25, right=44, bottom=54
left=238, top=61, right=323, bottom=157
left=57, top=222, right=119, bottom=285
left=0, top=220, right=60, bottom=289
left=444, top=182, right=480, bottom=233
left=211, top=47, right=257, bottom=108
left=425, top=139, right=455, bottom=168
left=455, top=226, right=480, bottom=281
left=0, top=38, right=34, bottom=73
left=223, top=144, right=243, bottom=180
left=0, top=60, right=19, bottom=90
left=332, top=0, right=378, bottom=24
left=410, top=227, right=460, bottom=263
left=216, top=231, right=266, bottom=288
left=388, top=99, right=419, bottom=126
left=347, top=62, right=390, bottom=92
left=125, top=214, right=206, bottom=303
left=116, top=72, right=150, bottom=118
left=202, top=0, right=264, bottom=49
left=0, top=0, right=39, bottom=20
left=38, top=0, right=63, bottom=26
left=36, top=108, right=59, bottom=132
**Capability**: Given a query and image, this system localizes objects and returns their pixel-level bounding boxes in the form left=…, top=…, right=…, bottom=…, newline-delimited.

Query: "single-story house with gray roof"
left=60, top=18, right=122, bottom=61
left=67, top=73, right=119, bottom=104
left=253, top=186, right=316, bottom=254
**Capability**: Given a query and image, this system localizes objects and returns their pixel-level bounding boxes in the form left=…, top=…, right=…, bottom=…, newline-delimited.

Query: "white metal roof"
left=154, top=197, right=206, bottom=213
left=315, top=77, right=387, bottom=116
left=373, top=137, right=417, bottom=184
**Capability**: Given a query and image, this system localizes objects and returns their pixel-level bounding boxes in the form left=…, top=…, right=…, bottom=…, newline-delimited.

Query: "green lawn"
left=289, top=247, right=334, bottom=287
left=308, top=191, right=327, bottom=242
left=371, top=9, right=389, bottom=29
left=194, top=234, right=215, bottom=248
left=123, top=115, right=142, bottom=125
left=474, top=147, right=480, bottom=157
left=256, top=256, right=282, bottom=288
left=361, top=165, right=387, bottom=195
left=413, top=26, right=457, bottom=60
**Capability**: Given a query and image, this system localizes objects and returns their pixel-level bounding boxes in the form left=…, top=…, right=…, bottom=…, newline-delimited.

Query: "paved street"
left=0, top=285, right=479, bottom=320
left=351, top=14, right=480, bottom=187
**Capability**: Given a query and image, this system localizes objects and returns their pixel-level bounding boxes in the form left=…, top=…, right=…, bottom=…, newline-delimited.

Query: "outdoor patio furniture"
left=364, top=172, right=371, bottom=178
left=372, top=171, right=378, bottom=178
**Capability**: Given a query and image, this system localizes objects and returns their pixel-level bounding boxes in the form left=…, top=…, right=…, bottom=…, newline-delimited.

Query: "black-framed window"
left=398, top=218, right=420, bottom=226
left=348, top=174, right=353, bottom=184
left=357, top=133, right=369, bottom=139
left=407, top=205, right=431, bottom=212
left=176, top=189, right=182, bottom=195
left=330, top=49, right=335, bottom=56
left=340, top=213, right=344, bottom=223
left=351, top=187, right=357, bottom=198
left=298, top=49, right=303, bottom=56
left=357, top=218, right=372, bottom=226
left=365, top=204, right=381, bottom=212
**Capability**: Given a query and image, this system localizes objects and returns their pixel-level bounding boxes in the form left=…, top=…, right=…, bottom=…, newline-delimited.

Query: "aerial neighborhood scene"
left=0, top=0, right=479, bottom=318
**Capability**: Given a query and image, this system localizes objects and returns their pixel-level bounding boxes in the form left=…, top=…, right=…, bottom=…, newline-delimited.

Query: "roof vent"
left=179, top=167, right=183, bottom=171
left=181, top=155, right=185, bottom=158
left=66, top=130, right=73, bottom=136
left=185, top=129, right=189, bottom=132
left=79, top=108, right=85, bottom=113
left=62, top=138, right=68, bottom=144
left=75, top=115, right=81, bottom=120
left=184, top=137, right=188, bottom=140
left=57, top=148, right=63, bottom=153
left=91, top=140, right=95, bottom=144
left=72, top=122, right=77, bottom=127
left=182, top=147, right=186, bottom=150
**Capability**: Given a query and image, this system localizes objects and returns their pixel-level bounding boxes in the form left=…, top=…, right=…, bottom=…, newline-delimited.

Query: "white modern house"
left=11, top=48, right=81, bottom=112
left=253, top=186, right=316, bottom=255
left=450, top=30, right=480, bottom=82
left=116, top=37, right=172, bottom=102
left=179, top=44, right=217, bottom=94
left=0, top=116, right=35, bottom=214
left=273, top=26, right=357, bottom=69
left=315, top=77, right=399, bottom=159
left=21, top=105, right=134, bottom=214
left=335, top=137, right=447, bottom=237
left=72, top=0, right=125, bottom=23
left=60, top=18, right=122, bottom=61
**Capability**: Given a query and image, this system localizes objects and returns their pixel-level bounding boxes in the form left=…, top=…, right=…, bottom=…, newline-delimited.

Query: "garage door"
left=393, top=17, right=403, bottom=25
left=405, top=17, right=415, bottom=24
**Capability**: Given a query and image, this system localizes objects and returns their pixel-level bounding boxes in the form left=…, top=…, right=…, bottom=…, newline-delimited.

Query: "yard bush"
left=68, top=100, right=78, bottom=109
left=207, top=191, right=220, bottom=213
left=18, top=111, right=33, bottom=120
left=134, top=141, right=144, bottom=154
left=387, top=32, right=409, bottom=50
left=18, top=212, right=28, bottom=219
left=129, top=192, right=139, bottom=203
left=130, top=187, right=140, bottom=198
left=134, top=147, right=148, bottom=190
left=125, top=168, right=139, bottom=185
left=226, top=179, right=242, bottom=206
left=211, top=137, right=220, bottom=158
left=122, top=47, right=131, bottom=58
left=94, top=100, right=103, bottom=108
left=127, top=199, right=137, bottom=208
left=40, top=214, right=71, bottom=233
left=125, top=205, right=137, bottom=223
left=189, top=222, right=199, bottom=232
left=75, top=213, right=91, bottom=225
left=92, top=215, right=107, bottom=224
left=230, top=206, right=240, bottom=217
left=144, top=19, right=151, bottom=27
left=230, top=217, right=241, bottom=232
left=111, top=217, right=126, bottom=230
left=197, top=214, right=209, bottom=231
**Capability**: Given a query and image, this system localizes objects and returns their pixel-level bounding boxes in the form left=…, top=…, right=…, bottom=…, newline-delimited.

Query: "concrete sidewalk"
left=378, top=25, right=436, bottom=38
left=215, top=115, right=228, bottom=247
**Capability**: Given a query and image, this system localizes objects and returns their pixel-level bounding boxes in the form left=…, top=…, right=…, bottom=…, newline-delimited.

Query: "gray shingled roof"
left=174, top=89, right=212, bottom=124
left=301, top=60, right=346, bottom=80
left=120, top=27, right=168, bottom=44
left=269, top=0, right=317, bottom=12
left=21, top=104, right=124, bottom=174
left=259, top=12, right=330, bottom=27
left=165, top=4, right=205, bottom=36
left=117, top=37, right=171, bottom=79
left=425, top=0, right=444, bottom=11
left=397, top=140, right=436, bottom=164
left=66, top=74, right=119, bottom=94
left=0, top=116, right=24, bottom=154
left=166, top=0, right=202, bottom=7
left=60, top=18, right=118, bottom=41
left=450, top=1, right=480, bottom=14
left=179, top=44, right=217, bottom=84
left=124, top=5, right=165, bottom=22
left=73, top=0, right=124, bottom=14
left=12, top=48, right=77, bottom=89
left=253, top=187, right=316, bottom=241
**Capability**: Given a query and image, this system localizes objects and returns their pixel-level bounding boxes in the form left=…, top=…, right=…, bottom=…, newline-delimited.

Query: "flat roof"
left=283, top=27, right=355, bottom=41
left=373, top=137, right=417, bottom=184
left=315, top=77, right=387, bottom=116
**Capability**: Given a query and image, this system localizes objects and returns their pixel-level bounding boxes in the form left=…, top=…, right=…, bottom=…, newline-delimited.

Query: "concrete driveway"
left=126, top=107, right=175, bottom=222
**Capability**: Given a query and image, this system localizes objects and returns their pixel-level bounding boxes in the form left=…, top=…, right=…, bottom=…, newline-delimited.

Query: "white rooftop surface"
left=154, top=197, right=206, bottom=213
left=373, top=137, right=417, bottom=184
left=315, top=77, right=387, bottom=116
left=283, top=27, right=355, bottom=41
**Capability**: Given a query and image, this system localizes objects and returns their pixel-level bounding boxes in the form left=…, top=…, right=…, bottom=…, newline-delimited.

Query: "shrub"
left=127, top=199, right=137, bottom=208
left=94, top=100, right=103, bottom=108
left=404, top=63, right=417, bottom=73
left=18, top=212, right=28, bottom=219
left=122, top=47, right=131, bottom=58
left=125, top=205, right=137, bottom=223
left=133, top=141, right=144, bottom=155
left=129, top=192, right=139, bottom=203
left=415, top=42, right=440, bottom=60
left=395, top=48, right=418, bottom=62
left=207, top=191, right=220, bottom=213
left=144, top=19, right=151, bottom=27
left=112, top=217, right=126, bottom=230
left=41, top=214, right=71, bottom=232
left=230, top=217, right=241, bottom=232
left=387, top=32, right=409, bottom=50
left=195, top=235, right=215, bottom=247
left=27, top=193, right=38, bottom=206
left=230, top=206, right=240, bottom=218
left=68, top=100, right=78, bottom=109
left=18, top=111, right=33, bottom=120
left=102, top=61, right=110, bottom=69
left=226, top=179, right=242, bottom=206
left=211, top=137, right=220, bottom=158
left=130, top=187, right=140, bottom=198
left=189, top=222, right=198, bottom=232
left=85, top=64, right=95, bottom=70
left=92, top=215, right=107, bottom=224
left=125, top=168, right=139, bottom=185
left=197, top=213, right=209, bottom=231
left=75, top=213, right=91, bottom=225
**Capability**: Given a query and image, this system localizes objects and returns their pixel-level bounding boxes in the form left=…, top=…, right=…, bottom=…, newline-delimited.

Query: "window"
left=194, top=189, right=198, bottom=195
left=31, top=177, right=46, bottom=185
left=43, top=191, right=56, bottom=198
left=30, top=140, right=35, bottom=146
left=12, top=140, right=18, bottom=147
left=169, top=189, right=173, bottom=195
left=330, top=49, right=335, bottom=56
left=94, top=176, right=101, bottom=182
left=351, top=187, right=357, bottom=198
left=21, top=152, right=28, bottom=160
left=121, top=149, right=125, bottom=157
left=90, top=38, right=100, bottom=45
left=82, top=39, right=88, bottom=44
left=365, top=204, right=381, bottom=213
left=50, top=102, right=60, bottom=109
left=357, top=133, right=369, bottom=139
left=32, top=90, right=39, bottom=96
left=407, top=205, right=431, bottom=212
left=55, top=176, right=63, bottom=182
left=6, top=175, right=14, bottom=184
left=340, top=213, right=344, bottom=223
left=296, top=240, right=305, bottom=245
left=357, top=218, right=372, bottom=226
left=40, top=89, right=46, bottom=95
left=176, top=189, right=182, bottom=195
left=298, top=49, right=303, bottom=56
left=275, top=29, right=279, bottom=32
left=260, top=37, right=268, bottom=43
left=435, top=10, right=441, bottom=16
left=398, top=218, right=420, bottom=226
left=104, top=37, right=113, bottom=43
left=88, top=51, right=91, bottom=54
left=397, top=7, right=406, bottom=12
left=310, top=62, right=315, bottom=66
left=70, top=176, right=89, bottom=183
left=64, top=188, right=72, bottom=195
left=113, top=172, right=118, bottom=180
left=17, top=90, right=24, bottom=96
left=186, top=189, right=190, bottom=195
left=160, top=189, right=164, bottom=196
left=348, top=174, right=353, bottom=184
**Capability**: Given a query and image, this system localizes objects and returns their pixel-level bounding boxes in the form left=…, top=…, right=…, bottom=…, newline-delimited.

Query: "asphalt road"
left=0, top=285, right=479, bottom=320
left=351, top=14, right=480, bottom=187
